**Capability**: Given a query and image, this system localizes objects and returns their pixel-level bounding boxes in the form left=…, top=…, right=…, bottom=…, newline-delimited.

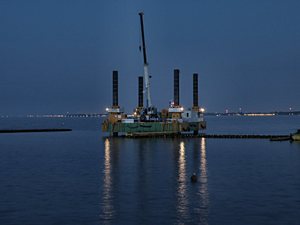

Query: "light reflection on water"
left=175, top=138, right=210, bottom=224
left=177, top=141, right=188, bottom=220
left=198, top=137, right=209, bottom=225
left=100, top=138, right=211, bottom=224
left=101, top=138, right=114, bottom=223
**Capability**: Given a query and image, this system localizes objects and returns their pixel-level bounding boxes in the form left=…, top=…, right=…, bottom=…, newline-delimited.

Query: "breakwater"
left=114, top=133, right=291, bottom=140
left=0, top=128, right=72, bottom=133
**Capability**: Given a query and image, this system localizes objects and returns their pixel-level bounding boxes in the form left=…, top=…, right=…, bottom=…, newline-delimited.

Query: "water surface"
left=0, top=116, right=299, bottom=224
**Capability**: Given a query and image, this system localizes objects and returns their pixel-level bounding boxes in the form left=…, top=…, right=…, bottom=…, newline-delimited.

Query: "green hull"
left=102, top=121, right=206, bottom=135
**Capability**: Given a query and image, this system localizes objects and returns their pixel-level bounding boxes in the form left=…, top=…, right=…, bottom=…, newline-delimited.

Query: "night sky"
left=0, top=0, right=299, bottom=115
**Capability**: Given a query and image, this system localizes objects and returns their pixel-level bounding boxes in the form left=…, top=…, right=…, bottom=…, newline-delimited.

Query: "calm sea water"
left=0, top=116, right=299, bottom=225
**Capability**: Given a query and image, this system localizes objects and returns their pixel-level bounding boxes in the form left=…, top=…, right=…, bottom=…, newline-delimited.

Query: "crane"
left=138, top=12, right=157, bottom=118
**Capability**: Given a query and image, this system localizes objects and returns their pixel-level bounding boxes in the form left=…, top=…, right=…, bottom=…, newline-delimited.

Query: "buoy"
left=191, top=173, right=197, bottom=183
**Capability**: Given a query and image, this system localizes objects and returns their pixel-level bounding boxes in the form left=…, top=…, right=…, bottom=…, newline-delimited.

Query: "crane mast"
left=138, top=12, right=152, bottom=110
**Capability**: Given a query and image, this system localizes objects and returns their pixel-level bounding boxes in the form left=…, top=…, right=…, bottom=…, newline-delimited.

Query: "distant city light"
left=244, top=113, right=275, bottom=117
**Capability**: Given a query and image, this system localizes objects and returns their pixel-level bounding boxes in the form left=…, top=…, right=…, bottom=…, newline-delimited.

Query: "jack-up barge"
left=102, top=12, right=206, bottom=137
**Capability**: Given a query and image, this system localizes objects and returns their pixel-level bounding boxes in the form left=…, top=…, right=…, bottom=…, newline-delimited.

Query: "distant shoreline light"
left=243, top=113, right=275, bottom=117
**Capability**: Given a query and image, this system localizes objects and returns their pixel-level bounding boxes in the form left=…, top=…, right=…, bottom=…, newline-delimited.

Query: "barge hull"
left=102, top=121, right=206, bottom=135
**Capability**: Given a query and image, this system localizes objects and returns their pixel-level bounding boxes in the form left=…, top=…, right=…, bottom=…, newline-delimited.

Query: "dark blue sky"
left=0, top=0, right=299, bottom=115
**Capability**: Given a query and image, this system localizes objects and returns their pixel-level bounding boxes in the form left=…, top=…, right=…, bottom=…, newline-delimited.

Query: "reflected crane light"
left=200, top=137, right=207, bottom=178
left=177, top=141, right=188, bottom=219
left=102, top=138, right=114, bottom=220
left=198, top=137, right=209, bottom=225
left=104, top=138, right=111, bottom=171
